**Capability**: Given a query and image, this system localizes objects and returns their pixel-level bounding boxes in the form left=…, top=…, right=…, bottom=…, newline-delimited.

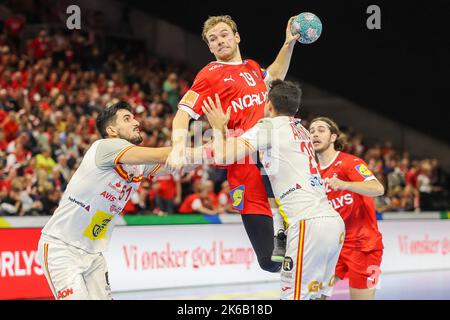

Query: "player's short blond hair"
left=310, top=116, right=346, bottom=151
left=202, top=15, right=238, bottom=43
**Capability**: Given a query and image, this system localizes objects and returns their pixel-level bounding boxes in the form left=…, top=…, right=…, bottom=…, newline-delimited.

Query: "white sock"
left=272, top=207, right=285, bottom=236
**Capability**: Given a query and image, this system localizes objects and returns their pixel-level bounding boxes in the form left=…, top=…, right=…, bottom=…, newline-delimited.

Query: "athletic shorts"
left=335, top=246, right=383, bottom=289
left=227, top=162, right=271, bottom=216
left=37, top=234, right=112, bottom=300
left=280, top=215, right=345, bottom=300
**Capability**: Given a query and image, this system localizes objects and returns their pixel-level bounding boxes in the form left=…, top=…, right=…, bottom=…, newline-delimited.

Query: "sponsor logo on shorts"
left=328, top=275, right=336, bottom=287
left=57, top=288, right=73, bottom=299
left=279, top=184, right=302, bottom=200
left=308, top=281, right=324, bottom=292
left=68, top=196, right=90, bottom=212
left=83, top=210, right=113, bottom=240
left=355, top=164, right=373, bottom=178
left=281, top=287, right=291, bottom=292
left=230, top=185, right=245, bottom=210
left=339, top=232, right=345, bottom=245
left=283, top=256, right=293, bottom=271
left=105, top=272, right=111, bottom=293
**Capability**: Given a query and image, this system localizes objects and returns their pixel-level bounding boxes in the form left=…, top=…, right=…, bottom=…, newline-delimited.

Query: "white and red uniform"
left=37, top=138, right=161, bottom=299
left=178, top=60, right=271, bottom=215
left=319, top=151, right=384, bottom=289
left=241, top=116, right=345, bottom=300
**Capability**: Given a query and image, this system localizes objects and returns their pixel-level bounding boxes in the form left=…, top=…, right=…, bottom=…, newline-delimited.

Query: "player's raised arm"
left=266, top=16, right=300, bottom=82
left=202, top=94, right=253, bottom=165
left=165, top=109, right=191, bottom=170
left=118, top=146, right=172, bottom=165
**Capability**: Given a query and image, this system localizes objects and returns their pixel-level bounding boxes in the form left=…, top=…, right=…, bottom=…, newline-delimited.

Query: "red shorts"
left=335, top=246, right=383, bottom=289
left=227, top=163, right=271, bottom=216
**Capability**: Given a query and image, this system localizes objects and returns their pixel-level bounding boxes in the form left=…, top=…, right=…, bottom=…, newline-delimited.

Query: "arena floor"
left=113, top=269, right=450, bottom=300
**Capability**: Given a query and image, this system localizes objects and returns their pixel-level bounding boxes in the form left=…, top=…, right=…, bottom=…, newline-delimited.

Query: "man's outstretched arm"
left=266, top=16, right=300, bottom=81
left=118, top=147, right=172, bottom=165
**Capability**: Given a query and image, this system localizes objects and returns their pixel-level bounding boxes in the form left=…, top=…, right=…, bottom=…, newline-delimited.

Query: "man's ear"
left=330, top=133, right=337, bottom=144
left=235, top=32, right=241, bottom=44
left=106, top=125, right=117, bottom=137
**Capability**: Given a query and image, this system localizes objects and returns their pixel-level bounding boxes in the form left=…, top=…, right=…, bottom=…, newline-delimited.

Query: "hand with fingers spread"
left=285, top=16, right=301, bottom=46
left=201, top=94, right=231, bottom=130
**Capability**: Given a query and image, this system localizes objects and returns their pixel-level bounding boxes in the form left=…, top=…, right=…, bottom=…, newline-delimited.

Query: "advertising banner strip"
left=0, top=217, right=12, bottom=228
left=381, top=212, right=441, bottom=220
left=123, top=214, right=214, bottom=226
left=1, top=212, right=449, bottom=229
left=440, top=211, right=450, bottom=220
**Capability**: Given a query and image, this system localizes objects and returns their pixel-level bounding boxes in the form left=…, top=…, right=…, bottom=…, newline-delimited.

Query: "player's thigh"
left=37, top=239, right=90, bottom=300
left=334, top=244, right=352, bottom=281
left=241, top=214, right=274, bottom=257
left=281, top=219, right=330, bottom=300
left=350, top=287, right=377, bottom=300
left=348, top=249, right=383, bottom=290
left=320, top=216, right=346, bottom=298
left=84, top=253, right=113, bottom=300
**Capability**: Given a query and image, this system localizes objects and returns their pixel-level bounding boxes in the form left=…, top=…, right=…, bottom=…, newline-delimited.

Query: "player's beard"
left=124, top=132, right=143, bottom=145
left=129, top=134, right=143, bottom=145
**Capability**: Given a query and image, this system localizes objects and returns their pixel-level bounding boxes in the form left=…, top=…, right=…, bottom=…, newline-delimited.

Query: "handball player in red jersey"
left=309, top=117, right=385, bottom=300
left=166, top=15, right=300, bottom=272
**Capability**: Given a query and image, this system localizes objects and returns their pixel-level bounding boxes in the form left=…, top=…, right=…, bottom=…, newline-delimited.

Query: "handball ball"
left=291, top=12, right=322, bottom=44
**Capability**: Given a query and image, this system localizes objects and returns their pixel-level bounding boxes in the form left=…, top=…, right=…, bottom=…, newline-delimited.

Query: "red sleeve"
left=178, top=69, right=212, bottom=120
left=343, top=156, right=376, bottom=182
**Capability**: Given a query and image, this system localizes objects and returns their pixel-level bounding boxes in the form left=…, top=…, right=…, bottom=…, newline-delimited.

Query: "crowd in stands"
left=0, top=5, right=448, bottom=217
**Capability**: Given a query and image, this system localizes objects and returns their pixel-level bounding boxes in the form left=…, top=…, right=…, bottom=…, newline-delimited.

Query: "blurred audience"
left=0, top=7, right=448, bottom=218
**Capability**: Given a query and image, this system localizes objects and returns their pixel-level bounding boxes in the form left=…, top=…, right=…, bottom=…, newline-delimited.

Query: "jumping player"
left=201, top=80, right=345, bottom=300
left=309, top=117, right=384, bottom=300
left=36, top=101, right=172, bottom=300
left=166, top=15, right=300, bottom=272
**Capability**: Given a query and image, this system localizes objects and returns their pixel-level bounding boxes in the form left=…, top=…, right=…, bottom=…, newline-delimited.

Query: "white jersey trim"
left=178, top=105, right=201, bottom=120
left=320, top=151, right=341, bottom=170
left=211, top=60, right=244, bottom=65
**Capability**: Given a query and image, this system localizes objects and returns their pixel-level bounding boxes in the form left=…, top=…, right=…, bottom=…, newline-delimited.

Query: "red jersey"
left=155, top=174, right=178, bottom=199
left=178, top=60, right=270, bottom=215
left=319, top=152, right=383, bottom=251
left=179, top=194, right=202, bottom=214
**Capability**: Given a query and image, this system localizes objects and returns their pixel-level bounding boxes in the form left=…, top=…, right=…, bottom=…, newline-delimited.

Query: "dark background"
left=124, top=0, right=449, bottom=144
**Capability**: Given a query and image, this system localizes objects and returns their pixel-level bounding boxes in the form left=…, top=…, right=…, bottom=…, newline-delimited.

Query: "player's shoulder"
left=340, top=152, right=364, bottom=163
left=256, top=117, right=275, bottom=128
left=244, top=59, right=261, bottom=68
left=339, top=152, right=368, bottom=173
left=198, top=62, right=225, bottom=75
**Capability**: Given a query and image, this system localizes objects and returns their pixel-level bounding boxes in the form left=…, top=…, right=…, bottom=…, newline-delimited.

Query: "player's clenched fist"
left=324, top=176, right=349, bottom=191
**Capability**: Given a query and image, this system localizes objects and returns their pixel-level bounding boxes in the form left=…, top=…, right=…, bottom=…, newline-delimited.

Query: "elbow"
left=375, top=183, right=385, bottom=197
